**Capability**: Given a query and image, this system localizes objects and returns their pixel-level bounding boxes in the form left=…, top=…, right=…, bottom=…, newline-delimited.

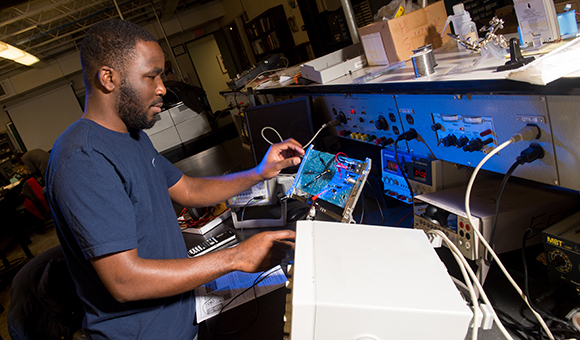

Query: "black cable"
left=496, top=308, right=534, bottom=340
left=393, top=140, right=414, bottom=201
left=240, top=195, right=264, bottom=240
left=239, top=199, right=253, bottom=241
left=485, top=144, right=580, bottom=339
left=392, top=129, right=421, bottom=201
left=211, top=268, right=280, bottom=336
left=522, top=229, right=535, bottom=318
left=486, top=143, right=545, bottom=264
left=486, top=160, right=520, bottom=263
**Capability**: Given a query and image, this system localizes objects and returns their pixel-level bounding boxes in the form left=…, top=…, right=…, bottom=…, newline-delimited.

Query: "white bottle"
left=450, top=3, right=478, bottom=43
left=443, top=3, right=478, bottom=52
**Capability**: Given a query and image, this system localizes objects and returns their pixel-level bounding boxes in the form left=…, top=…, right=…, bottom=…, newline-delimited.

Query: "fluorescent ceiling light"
left=14, top=53, right=39, bottom=66
left=0, top=41, right=39, bottom=65
left=0, top=43, right=25, bottom=59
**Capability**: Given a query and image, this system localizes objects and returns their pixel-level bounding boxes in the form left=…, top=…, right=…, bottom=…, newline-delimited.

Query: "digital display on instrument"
left=386, top=160, right=398, bottom=173
left=414, top=168, right=427, bottom=179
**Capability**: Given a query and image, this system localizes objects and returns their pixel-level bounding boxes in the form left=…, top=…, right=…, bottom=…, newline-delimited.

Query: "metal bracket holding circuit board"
left=286, top=145, right=372, bottom=223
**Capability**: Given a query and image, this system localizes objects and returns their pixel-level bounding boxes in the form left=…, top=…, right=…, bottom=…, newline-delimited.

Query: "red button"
left=465, top=224, right=471, bottom=231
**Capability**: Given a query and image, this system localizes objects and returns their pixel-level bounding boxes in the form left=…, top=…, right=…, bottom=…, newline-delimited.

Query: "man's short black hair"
left=80, top=19, right=158, bottom=89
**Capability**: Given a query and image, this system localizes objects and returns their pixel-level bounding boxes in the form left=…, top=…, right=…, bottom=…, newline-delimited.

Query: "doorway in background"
left=186, top=35, right=231, bottom=113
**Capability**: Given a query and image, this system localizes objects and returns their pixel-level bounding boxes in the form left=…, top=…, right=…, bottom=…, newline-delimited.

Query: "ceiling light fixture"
left=0, top=41, right=39, bottom=66
left=14, top=53, right=40, bottom=66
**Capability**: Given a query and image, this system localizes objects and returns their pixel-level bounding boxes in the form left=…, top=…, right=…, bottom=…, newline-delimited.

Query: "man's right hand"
left=90, top=229, right=296, bottom=303
left=229, top=230, right=296, bottom=273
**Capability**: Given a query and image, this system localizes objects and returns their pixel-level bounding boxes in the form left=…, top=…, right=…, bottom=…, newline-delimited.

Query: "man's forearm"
left=92, top=247, right=238, bottom=303
left=169, top=168, right=264, bottom=208
left=91, top=230, right=294, bottom=303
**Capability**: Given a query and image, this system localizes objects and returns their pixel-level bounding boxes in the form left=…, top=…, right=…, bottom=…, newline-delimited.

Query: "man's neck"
left=83, top=97, right=128, bottom=133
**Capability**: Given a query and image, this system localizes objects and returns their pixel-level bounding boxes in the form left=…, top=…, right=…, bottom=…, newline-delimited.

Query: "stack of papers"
left=194, top=265, right=286, bottom=323
left=507, top=37, right=580, bottom=85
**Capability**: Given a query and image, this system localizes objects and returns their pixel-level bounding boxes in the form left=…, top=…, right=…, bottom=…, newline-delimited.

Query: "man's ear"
left=97, top=66, right=116, bottom=92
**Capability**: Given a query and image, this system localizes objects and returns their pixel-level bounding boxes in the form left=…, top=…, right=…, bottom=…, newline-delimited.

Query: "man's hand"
left=91, top=229, right=296, bottom=303
left=230, top=230, right=295, bottom=273
left=256, top=138, right=305, bottom=180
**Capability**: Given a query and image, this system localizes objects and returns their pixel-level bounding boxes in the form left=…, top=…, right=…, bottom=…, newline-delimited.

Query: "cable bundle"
left=455, top=125, right=580, bottom=340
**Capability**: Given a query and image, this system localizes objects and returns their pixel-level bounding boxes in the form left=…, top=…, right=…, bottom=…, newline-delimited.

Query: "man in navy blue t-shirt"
left=45, top=19, right=303, bottom=340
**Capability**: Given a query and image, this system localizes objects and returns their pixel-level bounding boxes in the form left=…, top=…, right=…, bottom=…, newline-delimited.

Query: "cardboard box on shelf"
left=358, top=1, right=450, bottom=65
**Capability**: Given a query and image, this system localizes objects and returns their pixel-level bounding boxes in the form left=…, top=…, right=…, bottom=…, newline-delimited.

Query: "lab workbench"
left=175, top=138, right=575, bottom=340
left=210, top=43, right=580, bottom=338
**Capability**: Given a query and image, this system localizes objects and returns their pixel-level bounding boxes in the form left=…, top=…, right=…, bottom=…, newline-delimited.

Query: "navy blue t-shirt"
left=45, top=119, right=198, bottom=339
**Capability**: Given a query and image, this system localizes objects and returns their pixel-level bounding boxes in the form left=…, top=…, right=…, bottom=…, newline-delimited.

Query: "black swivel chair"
left=8, top=245, right=84, bottom=340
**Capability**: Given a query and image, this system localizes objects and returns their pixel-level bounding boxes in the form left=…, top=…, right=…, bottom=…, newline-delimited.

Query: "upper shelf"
left=255, top=39, right=580, bottom=96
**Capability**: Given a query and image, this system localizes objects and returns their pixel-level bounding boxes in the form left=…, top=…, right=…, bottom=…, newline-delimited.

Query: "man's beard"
left=117, top=79, right=161, bottom=131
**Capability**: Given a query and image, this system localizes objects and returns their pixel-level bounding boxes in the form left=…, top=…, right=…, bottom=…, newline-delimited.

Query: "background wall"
left=0, top=0, right=312, bottom=151
left=5, top=84, right=83, bottom=151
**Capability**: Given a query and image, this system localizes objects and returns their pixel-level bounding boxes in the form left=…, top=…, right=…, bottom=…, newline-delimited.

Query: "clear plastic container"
left=558, top=9, right=578, bottom=39
left=450, top=3, right=478, bottom=43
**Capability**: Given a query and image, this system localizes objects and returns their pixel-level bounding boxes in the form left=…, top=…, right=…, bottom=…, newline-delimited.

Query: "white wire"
left=426, top=231, right=480, bottom=340
left=464, top=138, right=555, bottom=340
left=261, top=126, right=284, bottom=145
left=451, top=249, right=479, bottom=340
left=260, top=123, right=329, bottom=148
left=303, top=124, right=329, bottom=148
left=428, top=229, right=515, bottom=340
left=465, top=139, right=514, bottom=259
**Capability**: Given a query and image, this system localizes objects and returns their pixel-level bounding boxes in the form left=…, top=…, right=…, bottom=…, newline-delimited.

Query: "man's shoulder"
left=50, top=120, right=155, bottom=168
left=52, top=119, right=91, bottom=153
left=50, top=119, right=120, bottom=166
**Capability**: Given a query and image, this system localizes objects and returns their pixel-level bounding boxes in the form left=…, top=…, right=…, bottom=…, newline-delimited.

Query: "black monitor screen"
left=244, top=97, right=315, bottom=170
